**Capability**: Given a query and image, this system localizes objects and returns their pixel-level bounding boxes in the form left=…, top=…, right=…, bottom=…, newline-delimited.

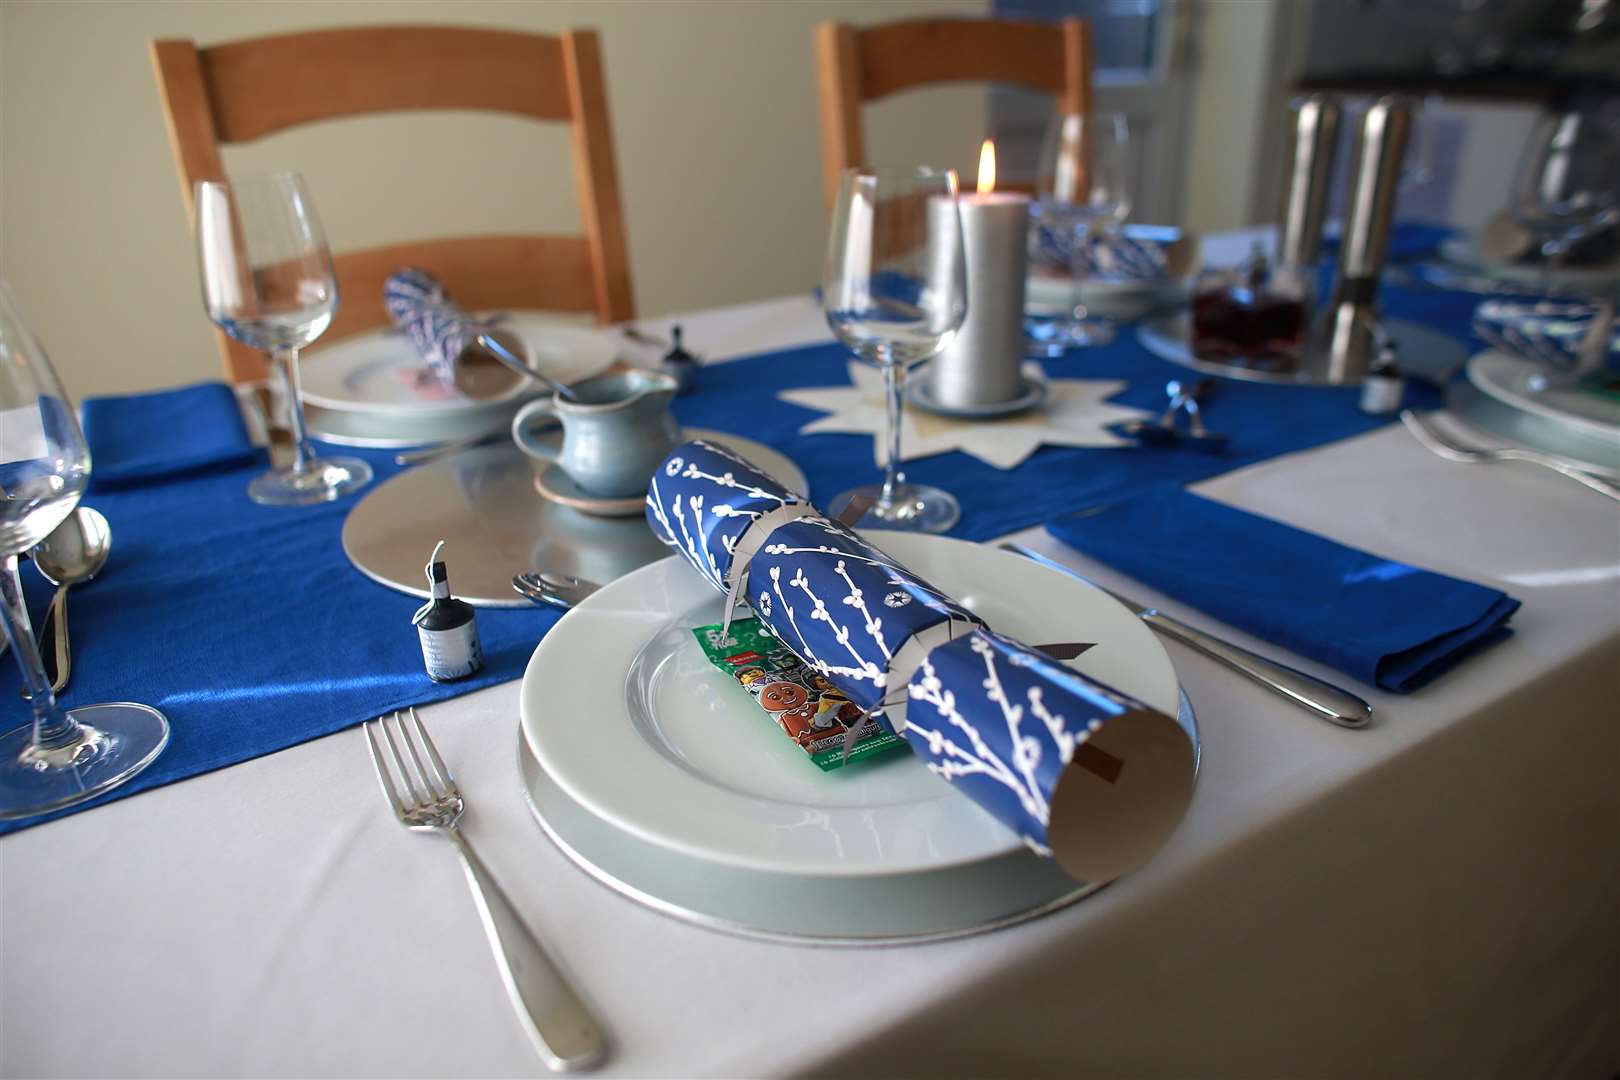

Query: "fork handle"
left=447, top=828, right=605, bottom=1072
left=1506, top=452, right=1620, bottom=501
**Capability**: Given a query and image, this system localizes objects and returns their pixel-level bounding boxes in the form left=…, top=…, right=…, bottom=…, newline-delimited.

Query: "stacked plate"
left=300, top=314, right=619, bottom=448
left=517, top=532, right=1199, bottom=945
left=1447, top=352, right=1620, bottom=478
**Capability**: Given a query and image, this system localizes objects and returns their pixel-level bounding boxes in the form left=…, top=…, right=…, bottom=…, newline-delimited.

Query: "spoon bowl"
left=33, top=506, right=112, bottom=587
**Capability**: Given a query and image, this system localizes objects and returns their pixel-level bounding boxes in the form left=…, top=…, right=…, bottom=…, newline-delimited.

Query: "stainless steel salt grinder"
left=1323, top=96, right=1412, bottom=381
left=1278, top=94, right=1342, bottom=269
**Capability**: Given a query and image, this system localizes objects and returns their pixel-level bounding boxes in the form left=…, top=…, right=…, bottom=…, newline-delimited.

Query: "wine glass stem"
left=273, top=346, right=316, bottom=475
left=0, top=555, right=79, bottom=752
left=879, top=359, right=905, bottom=510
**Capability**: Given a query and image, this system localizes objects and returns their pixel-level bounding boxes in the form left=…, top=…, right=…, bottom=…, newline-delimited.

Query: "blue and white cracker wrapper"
left=1473, top=298, right=1619, bottom=371
left=648, top=439, right=1196, bottom=882
left=743, top=515, right=979, bottom=712
left=644, top=439, right=809, bottom=592
left=903, top=628, right=1193, bottom=877
left=1031, top=216, right=1180, bottom=283
left=383, top=268, right=525, bottom=397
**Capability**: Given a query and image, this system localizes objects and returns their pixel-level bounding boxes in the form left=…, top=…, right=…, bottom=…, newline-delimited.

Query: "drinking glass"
left=822, top=167, right=967, bottom=533
left=195, top=172, right=372, bottom=505
left=1028, top=111, right=1133, bottom=352
left=0, top=281, right=170, bottom=819
left=1509, top=106, right=1620, bottom=296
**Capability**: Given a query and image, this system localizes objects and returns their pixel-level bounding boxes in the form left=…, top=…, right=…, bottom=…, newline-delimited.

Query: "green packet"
left=692, top=618, right=908, bottom=772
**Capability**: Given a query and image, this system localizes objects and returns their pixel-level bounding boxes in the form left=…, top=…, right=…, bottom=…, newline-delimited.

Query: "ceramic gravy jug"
left=511, top=369, right=681, bottom=497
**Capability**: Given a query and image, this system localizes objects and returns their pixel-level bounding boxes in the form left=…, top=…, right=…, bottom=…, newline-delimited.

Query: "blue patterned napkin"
left=1046, top=488, right=1521, bottom=692
left=80, top=382, right=259, bottom=490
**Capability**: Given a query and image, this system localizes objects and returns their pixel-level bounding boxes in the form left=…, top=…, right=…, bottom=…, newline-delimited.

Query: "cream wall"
left=0, top=0, right=988, bottom=396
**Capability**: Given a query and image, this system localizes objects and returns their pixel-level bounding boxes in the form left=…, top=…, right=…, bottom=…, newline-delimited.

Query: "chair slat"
left=321, top=235, right=597, bottom=347
left=200, top=26, right=572, bottom=143
left=814, top=17, right=1094, bottom=210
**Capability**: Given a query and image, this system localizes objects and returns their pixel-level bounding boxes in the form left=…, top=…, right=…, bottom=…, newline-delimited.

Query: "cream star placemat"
left=778, top=361, right=1153, bottom=470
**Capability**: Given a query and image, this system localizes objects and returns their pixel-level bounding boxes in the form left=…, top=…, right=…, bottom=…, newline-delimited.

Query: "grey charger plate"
left=341, top=432, right=806, bottom=606
left=1446, top=380, right=1620, bottom=479
left=1139, top=312, right=1468, bottom=387
left=516, top=689, right=1196, bottom=947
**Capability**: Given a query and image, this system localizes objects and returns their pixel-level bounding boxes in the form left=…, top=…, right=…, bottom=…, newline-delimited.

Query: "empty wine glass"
left=0, top=281, right=169, bottom=819
left=195, top=172, right=371, bottom=505
left=1028, top=111, right=1133, bottom=353
left=822, top=167, right=967, bottom=532
left=1509, top=105, right=1620, bottom=296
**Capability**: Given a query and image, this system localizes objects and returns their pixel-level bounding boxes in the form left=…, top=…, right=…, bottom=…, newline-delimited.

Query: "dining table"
left=2, top=249, right=1618, bottom=1078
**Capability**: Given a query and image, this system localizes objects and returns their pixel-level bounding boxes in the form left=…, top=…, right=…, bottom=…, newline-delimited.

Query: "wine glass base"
left=249, top=456, right=373, bottom=506
left=829, top=484, right=960, bottom=534
left=0, top=701, right=170, bottom=820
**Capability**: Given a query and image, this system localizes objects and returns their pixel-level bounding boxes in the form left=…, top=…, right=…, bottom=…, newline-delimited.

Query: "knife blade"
left=999, top=543, right=1372, bottom=729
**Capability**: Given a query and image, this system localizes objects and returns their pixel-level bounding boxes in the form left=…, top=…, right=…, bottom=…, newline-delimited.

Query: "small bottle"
left=660, top=324, right=698, bottom=393
left=1360, top=339, right=1405, bottom=415
left=413, top=541, right=483, bottom=682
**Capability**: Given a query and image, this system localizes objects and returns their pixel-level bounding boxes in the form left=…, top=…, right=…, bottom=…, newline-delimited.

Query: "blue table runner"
left=1, top=240, right=1492, bottom=833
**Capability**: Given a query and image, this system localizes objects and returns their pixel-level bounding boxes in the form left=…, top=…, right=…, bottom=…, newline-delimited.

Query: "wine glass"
left=1028, top=111, right=1133, bottom=353
left=195, top=172, right=372, bottom=505
left=1509, top=106, right=1620, bottom=297
left=822, top=167, right=967, bottom=533
left=0, top=281, right=170, bottom=819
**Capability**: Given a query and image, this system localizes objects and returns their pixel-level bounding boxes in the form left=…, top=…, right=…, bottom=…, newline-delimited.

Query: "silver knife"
left=1000, top=543, right=1372, bottom=729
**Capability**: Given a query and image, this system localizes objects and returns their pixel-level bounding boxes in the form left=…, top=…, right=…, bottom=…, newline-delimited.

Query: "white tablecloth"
left=3, top=296, right=1617, bottom=1079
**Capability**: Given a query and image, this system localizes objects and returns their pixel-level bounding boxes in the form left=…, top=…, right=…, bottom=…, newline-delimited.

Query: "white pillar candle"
left=928, top=145, right=1030, bottom=408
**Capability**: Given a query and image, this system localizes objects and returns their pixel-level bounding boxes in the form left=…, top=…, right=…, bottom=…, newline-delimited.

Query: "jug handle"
left=511, top=398, right=563, bottom=463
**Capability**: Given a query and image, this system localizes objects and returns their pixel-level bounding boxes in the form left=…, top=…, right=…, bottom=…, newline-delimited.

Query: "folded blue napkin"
left=81, top=382, right=259, bottom=490
left=1046, top=488, right=1521, bottom=692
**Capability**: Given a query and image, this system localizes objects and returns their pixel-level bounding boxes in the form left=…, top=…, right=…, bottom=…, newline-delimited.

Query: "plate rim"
left=301, top=312, right=619, bottom=417
left=1467, top=351, right=1620, bottom=439
left=518, top=531, right=1183, bottom=879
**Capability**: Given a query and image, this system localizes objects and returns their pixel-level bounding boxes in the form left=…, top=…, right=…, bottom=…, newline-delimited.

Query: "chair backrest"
left=150, top=25, right=634, bottom=383
left=814, top=17, right=1094, bottom=209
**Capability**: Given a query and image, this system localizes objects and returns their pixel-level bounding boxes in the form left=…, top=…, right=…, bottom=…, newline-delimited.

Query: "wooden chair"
left=151, top=25, right=634, bottom=383
left=814, top=17, right=1094, bottom=209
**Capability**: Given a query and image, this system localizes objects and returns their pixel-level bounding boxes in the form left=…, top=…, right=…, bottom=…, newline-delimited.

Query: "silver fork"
left=1400, top=409, right=1620, bottom=501
left=364, top=708, right=605, bottom=1072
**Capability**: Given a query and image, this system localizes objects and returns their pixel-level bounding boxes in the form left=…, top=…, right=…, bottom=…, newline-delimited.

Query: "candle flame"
left=977, top=139, right=996, bottom=195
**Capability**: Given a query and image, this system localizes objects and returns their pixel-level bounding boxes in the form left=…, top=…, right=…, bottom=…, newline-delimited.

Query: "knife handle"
left=1140, top=610, right=1372, bottom=729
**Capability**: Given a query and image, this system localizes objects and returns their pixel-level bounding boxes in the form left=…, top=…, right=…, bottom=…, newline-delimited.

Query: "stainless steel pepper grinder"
left=1322, top=96, right=1412, bottom=381
left=1278, top=94, right=1342, bottom=271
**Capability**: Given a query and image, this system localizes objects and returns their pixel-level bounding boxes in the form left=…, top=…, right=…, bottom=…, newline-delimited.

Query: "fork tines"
left=364, top=707, right=458, bottom=824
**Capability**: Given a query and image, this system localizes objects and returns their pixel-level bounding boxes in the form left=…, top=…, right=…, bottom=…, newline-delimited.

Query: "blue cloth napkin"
left=1045, top=487, right=1521, bottom=692
left=81, top=382, right=260, bottom=490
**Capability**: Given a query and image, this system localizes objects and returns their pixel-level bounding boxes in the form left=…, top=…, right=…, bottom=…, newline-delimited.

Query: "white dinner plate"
left=1027, top=273, right=1189, bottom=321
left=1467, top=351, right=1620, bottom=439
left=519, top=532, right=1182, bottom=878
left=301, top=313, right=618, bottom=417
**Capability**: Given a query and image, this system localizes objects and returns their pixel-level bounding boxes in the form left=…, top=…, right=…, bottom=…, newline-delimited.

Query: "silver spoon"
left=512, top=572, right=600, bottom=610
left=474, top=334, right=579, bottom=401
left=31, top=506, right=112, bottom=692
